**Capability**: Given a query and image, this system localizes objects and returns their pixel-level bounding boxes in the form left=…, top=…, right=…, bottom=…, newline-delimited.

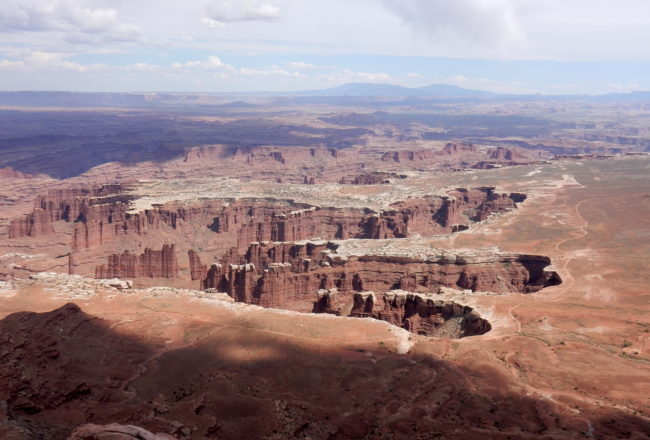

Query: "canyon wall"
left=8, top=186, right=124, bottom=239
left=94, top=245, right=179, bottom=279
left=203, top=240, right=562, bottom=313
left=7, top=185, right=527, bottom=282
left=351, top=290, right=491, bottom=338
left=314, top=288, right=491, bottom=338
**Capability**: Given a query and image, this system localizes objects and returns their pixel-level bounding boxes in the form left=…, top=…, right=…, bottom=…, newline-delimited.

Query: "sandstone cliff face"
left=8, top=185, right=125, bottom=239
left=95, top=245, right=179, bottom=279
left=351, top=290, right=491, bottom=338
left=381, top=143, right=477, bottom=163
left=338, top=172, right=406, bottom=185
left=488, top=146, right=519, bottom=161
left=187, top=249, right=206, bottom=281
left=9, top=184, right=527, bottom=282
left=314, top=288, right=490, bottom=338
left=441, top=142, right=478, bottom=155
left=183, top=145, right=340, bottom=165
left=11, top=185, right=523, bottom=246
left=203, top=240, right=562, bottom=313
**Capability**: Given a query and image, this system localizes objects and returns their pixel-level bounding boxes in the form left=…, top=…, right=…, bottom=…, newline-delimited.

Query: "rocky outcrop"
left=11, top=185, right=524, bottom=246
left=67, top=424, right=176, bottom=440
left=441, top=142, right=478, bottom=155
left=350, top=290, right=491, bottom=338
left=488, top=146, right=519, bottom=161
left=9, top=184, right=528, bottom=283
left=203, top=240, right=562, bottom=312
left=338, top=172, right=406, bottom=185
left=188, top=249, right=206, bottom=281
left=183, top=145, right=340, bottom=165
left=313, top=288, right=490, bottom=338
left=381, top=143, right=477, bottom=163
left=8, top=185, right=126, bottom=239
left=95, top=245, right=179, bottom=279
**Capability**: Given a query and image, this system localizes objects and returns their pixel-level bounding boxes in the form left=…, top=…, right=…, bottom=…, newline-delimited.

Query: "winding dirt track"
left=551, top=197, right=602, bottom=301
left=493, top=196, right=607, bottom=437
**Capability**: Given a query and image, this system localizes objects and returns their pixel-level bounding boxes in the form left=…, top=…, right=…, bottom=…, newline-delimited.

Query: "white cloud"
left=286, top=61, right=318, bottom=70
left=240, top=66, right=305, bottom=77
left=0, top=0, right=649, bottom=92
left=19, top=51, right=106, bottom=72
left=381, top=0, right=526, bottom=56
left=172, top=56, right=236, bottom=72
left=204, top=0, right=280, bottom=27
left=0, top=59, right=25, bottom=69
left=127, top=63, right=159, bottom=72
left=356, top=72, right=392, bottom=82
left=320, top=69, right=395, bottom=86
left=0, top=0, right=142, bottom=42
left=201, top=17, right=225, bottom=30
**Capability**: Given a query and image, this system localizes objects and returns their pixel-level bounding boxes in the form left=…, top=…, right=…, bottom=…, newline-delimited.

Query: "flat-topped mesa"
left=349, top=290, right=491, bottom=338
left=10, top=184, right=524, bottom=243
left=181, top=145, right=347, bottom=183
left=380, top=143, right=477, bottom=163
left=183, top=145, right=341, bottom=164
left=488, top=146, right=523, bottom=161
left=202, top=240, right=562, bottom=312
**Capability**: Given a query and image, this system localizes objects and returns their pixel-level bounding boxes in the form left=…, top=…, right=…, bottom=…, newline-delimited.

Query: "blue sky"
left=1, top=0, right=649, bottom=94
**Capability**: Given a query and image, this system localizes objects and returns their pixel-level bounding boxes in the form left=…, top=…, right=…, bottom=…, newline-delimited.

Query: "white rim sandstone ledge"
left=121, top=176, right=459, bottom=213
left=250, top=238, right=551, bottom=265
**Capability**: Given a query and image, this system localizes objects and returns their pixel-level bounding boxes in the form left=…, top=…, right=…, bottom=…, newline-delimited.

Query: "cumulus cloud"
left=322, top=69, right=395, bottom=85
left=171, top=56, right=306, bottom=79
left=22, top=51, right=106, bottom=72
left=0, top=0, right=141, bottom=41
left=172, top=56, right=236, bottom=72
left=204, top=0, right=280, bottom=27
left=381, top=0, right=526, bottom=54
left=0, top=51, right=107, bottom=72
left=240, top=66, right=305, bottom=77
left=285, top=61, right=318, bottom=70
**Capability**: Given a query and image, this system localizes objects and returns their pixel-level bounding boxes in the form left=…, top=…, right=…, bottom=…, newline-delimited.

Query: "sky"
left=0, top=0, right=649, bottom=94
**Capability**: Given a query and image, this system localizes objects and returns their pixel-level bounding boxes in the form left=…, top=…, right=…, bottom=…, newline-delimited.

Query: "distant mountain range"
left=0, top=84, right=648, bottom=108
left=293, top=82, right=496, bottom=98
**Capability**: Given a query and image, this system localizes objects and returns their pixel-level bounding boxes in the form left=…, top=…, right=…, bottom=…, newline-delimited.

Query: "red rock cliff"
left=349, top=290, right=491, bottom=338
left=203, top=240, right=561, bottom=312
left=95, top=244, right=179, bottom=279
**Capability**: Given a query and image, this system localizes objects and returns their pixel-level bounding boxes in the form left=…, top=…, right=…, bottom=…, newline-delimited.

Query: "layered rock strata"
left=203, top=240, right=562, bottom=313
left=7, top=185, right=527, bottom=281
left=346, top=289, right=490, bottom=338
left=94, top=245, right=179, bottom=279
left=8, top=185, right=125, bottom=239
left=10, top=185, right=524, bottom=242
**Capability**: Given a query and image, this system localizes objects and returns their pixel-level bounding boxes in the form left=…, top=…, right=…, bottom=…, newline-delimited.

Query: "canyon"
left=0, top=98, right=648, bottom=439
left=2, top=179, right=555, bottom=338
